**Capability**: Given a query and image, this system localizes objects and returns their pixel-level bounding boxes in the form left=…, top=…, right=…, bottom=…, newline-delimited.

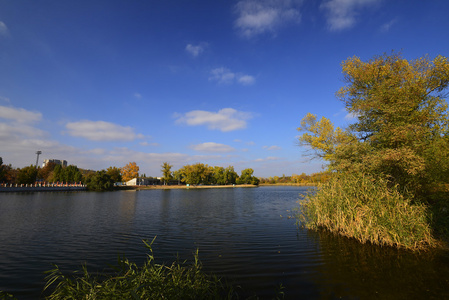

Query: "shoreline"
left=123, top=184, right=258, bottom=191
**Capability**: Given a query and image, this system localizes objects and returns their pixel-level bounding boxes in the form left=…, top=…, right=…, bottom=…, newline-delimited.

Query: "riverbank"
left=259, top=183, right=317, bottom=187
left=123, top=184, right=258, bottom=191
left=0, top=185, right=86, bottom=193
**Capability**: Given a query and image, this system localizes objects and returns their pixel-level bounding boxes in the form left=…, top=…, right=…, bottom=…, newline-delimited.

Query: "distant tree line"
left=258, top=172, right=331, bottom=185
left=0, top=159, right=261, bottom=191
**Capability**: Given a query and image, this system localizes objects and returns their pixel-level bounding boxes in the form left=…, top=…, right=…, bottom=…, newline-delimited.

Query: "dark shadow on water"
left=306, top=229, right=449, bottom=299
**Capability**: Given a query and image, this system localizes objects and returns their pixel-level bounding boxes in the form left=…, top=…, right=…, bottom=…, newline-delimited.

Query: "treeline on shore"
left=296, top=52, right=449, bottom=250
left=259, top=172, right=331, bottom=185
left=0, top=159, right=261, bottom=191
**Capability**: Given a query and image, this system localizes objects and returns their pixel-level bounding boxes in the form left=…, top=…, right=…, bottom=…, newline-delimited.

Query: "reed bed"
left=43, top=238, right=235, bottom=300
left=297, top=173, right=437, bottom=250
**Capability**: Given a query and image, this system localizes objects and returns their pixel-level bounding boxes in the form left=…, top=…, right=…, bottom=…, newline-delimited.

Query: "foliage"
left=38, top=162, right=56, bottom=181
left=121, top=162, right=139, bottom=182
left=161, top=162, right=173, bottom=185
left=0, top=157, right=5, bottom=182
left=297, top=52, right=449, bottom=248
left=179, top=163, right=208, bottom=186
left=259, top=171, right=331, bottom=185
left=85, top=170, right=115, bottom=191
left=297, top=173, right=436, bottom=250
left=43, top=239, right=234, bottom=300
left=236, top=168, right=259, bottom=185
left=297, top=113, right=353, bottom=161
left=48, top=165, right=83, bottom=183
left=224, top=166, right=238, bottom=185
left=17, top=165, right=38, bottom=184
left=106, top=166, right=122, bottom=183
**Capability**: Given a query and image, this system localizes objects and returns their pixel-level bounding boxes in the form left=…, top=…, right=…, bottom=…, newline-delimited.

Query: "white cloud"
left=238, top=75, right=256, bottom=85
left=0, top=21, right=8, bottom=37
left=175, top=108, right=253, bottom=132
left=191, top=142, right=235, bottom=153
left=320, top=0, right=381, bottom=31
left=134, top=92, right=142, bottom=99
left=234, top=0, right=302, bottom=38
left=140, top=141, right=159, bottom=146
left=209, top=67, right=235, bottom=84
left=254, top=156, right=280, bottom=162
left=263, top=145, right=282, bottom=151
left=344, top=112, right=359, bottom=121
left=209, top=67, right=255, bottom=85
left=0, top=105, right=42, bottom=123
left=65, top=120, right=144, bottom=142
left=185, top=43, right=207, bottom=57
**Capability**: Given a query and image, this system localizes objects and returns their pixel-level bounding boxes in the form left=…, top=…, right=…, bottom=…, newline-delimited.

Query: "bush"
left=297, top=173, right=436, bottom=250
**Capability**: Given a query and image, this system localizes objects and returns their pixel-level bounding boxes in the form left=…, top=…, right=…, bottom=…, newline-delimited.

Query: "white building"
left=42, top=159, right=68, bottom=168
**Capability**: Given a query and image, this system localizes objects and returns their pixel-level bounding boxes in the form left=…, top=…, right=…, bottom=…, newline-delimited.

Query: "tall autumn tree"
left=298, top=52, right=449, bottom=196
left=161, top=162, right=173, bottom=185
left=121, top=162, right=139, bottom=182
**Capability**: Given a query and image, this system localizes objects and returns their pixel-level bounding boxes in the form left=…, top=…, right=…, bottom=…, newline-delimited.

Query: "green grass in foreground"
left=297, top=173, right=439, bottom=250
left=43, top=238, right=235, bottom=300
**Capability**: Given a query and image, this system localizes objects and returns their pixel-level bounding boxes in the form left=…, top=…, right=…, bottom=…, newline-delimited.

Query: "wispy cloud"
left=0, top=21, right=9, bottom=37
left=209, top=67, right=255, bottom=85
left=185, top=42, right=208, bottom=57
left=320, top=0, right=381, bottom=31
left=65, top=120, right=144, bottom=142
left=254, top=156, right=279, bottom=162
left=191, top=142, right=236, bottom=153
left=0, top=96, right=10, bottom=103
left=0, top=105, right=42, bottom=123
left=380, top=18, right=397, bottom=32
left=234, top=0, right=302, bottom=38
left=209, top=68, right=235, bottom=84
left=263, top=145, right=281, bottom=151
left=134, top=92, right=142, bottom=99
left=238, top=75, right=256, bottom=85
left=175, top=108, right=253, bottom=132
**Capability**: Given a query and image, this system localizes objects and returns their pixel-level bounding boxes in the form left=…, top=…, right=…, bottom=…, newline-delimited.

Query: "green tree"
left=224, top=166, right=238, bottom=184
left=106, top=166, right=122, bottom=183
left=0, top=157, right=6, bottom=182
left=17, top=165, right=38, bottom=184
left=63, top=165, right=83, bottom=183
left=161, top=162, right=173, bottom=185
left=179, top=163, right=207, bottom=186
left=237, top=168, right=259, bottom=185
left=85, top=170, right=114, bottom=191
left=212, top=166, right=226, bottom=185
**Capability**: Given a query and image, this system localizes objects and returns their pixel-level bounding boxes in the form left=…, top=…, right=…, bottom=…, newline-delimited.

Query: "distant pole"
left=35, top=151, right=42, bottom=168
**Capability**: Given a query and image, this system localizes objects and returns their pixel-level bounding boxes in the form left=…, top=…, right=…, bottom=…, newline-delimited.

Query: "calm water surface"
left=0, top=186, right=448, bottom=299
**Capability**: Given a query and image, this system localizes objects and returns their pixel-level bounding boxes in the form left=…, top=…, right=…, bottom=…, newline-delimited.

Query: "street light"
left=35, top=151, right=42, bottom=168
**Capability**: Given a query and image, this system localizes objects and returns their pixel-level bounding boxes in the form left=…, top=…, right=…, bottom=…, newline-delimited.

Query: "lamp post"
left=35, top=151, right=42, bottom=168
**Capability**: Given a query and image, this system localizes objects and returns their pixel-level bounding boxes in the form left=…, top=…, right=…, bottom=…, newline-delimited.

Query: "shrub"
left=297, top=173, right=436, bottom=250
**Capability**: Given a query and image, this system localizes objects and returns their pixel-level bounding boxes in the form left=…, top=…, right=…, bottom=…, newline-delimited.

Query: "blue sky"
left=1, top=0, right=448, bottom=178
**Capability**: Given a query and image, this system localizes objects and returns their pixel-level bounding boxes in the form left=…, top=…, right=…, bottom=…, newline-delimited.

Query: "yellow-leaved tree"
left=121, top=162, right=139, bottom=182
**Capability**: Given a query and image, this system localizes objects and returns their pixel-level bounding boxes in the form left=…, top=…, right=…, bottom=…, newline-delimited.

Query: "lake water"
left=0, top=186, right=448, bottom=299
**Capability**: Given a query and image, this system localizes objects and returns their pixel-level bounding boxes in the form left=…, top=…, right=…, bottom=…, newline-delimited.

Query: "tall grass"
left=43, top=238, right=235, bottom=300
left=297, top=173, right=437, bottom=250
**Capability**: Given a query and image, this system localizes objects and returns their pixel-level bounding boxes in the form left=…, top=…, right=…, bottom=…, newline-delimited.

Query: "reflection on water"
left=0, top=187, right=448, bottom=299
left=308, top=230, right=449, bottom=299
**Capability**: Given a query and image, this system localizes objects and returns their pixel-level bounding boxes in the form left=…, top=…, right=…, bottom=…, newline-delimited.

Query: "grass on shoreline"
left=42, top=238, right=236, bottom=300
left=297, top=173, right=440, bottom=251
